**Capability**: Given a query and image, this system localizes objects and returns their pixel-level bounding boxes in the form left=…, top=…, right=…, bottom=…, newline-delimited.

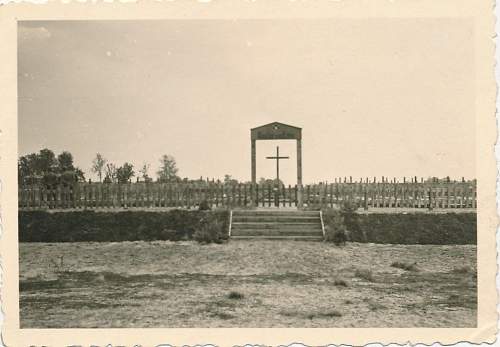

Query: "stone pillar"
left=251, top=139, right=257, bottom=206
left=251, top=139, right=256, bottom=184
left=297, top=138, right=303, bottom=208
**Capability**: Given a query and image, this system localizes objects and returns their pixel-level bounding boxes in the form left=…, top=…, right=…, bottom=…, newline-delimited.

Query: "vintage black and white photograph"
left=16, top=18, right=480, bottom=330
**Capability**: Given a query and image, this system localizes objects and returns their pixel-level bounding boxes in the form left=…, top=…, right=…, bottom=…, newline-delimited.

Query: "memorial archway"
left=250, top=122, right=303, bottom=207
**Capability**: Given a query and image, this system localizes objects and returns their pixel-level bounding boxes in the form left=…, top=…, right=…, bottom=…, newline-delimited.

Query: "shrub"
left=302, top=202, right=323, bottom=211
left=331, top=229, right=347, bottom=246
left=340, top=200, right=359, bottom=214
left=193, top=214, right=227, bottom=244
left=227, top=291, right=244, bottom=300
left=198, top=199, right=211, bottom=211
left=339, top=200, right=362, bottom=239
left=390, top=261, right=418, bottom=272
left=322, top=209, right=347, bottom=245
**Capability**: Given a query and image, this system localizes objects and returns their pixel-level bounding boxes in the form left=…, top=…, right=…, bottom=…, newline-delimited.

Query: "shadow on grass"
left=21, top=271, right=314, bottom=292
left=198, top=292, right=248, bottom=321
left=280, top=309, right=342, bottom=320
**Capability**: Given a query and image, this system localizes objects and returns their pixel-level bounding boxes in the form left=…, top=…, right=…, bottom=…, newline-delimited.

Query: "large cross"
left=266, top=146, right=289, bottom=185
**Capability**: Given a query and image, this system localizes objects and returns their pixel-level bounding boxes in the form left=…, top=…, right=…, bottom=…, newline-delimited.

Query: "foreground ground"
left=19, top=240, right=476, bottom=328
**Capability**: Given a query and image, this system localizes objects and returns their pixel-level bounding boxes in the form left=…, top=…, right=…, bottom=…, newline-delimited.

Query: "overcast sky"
left=18, top=19, right=475, bottom=184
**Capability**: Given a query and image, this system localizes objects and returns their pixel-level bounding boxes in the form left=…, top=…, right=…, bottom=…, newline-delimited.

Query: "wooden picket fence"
left=18, top=181, right=477, bottom=210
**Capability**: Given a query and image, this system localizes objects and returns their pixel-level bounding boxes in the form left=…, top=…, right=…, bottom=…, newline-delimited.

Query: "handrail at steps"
left=228, top=210, right=233, bottom=237
left=319, top=210, right=326, bottom=241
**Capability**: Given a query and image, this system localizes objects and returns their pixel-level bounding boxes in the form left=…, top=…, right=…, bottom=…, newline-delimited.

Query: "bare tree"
left=91, top=153, right=107, bottom=182
left=104, top=163, right=117, bottom=183
left=139, top=162, right=151, bottom=182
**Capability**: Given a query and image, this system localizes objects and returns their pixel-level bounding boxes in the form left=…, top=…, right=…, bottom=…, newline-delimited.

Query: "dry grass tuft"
left=306, top=310, right=343, bottom=320
left=334, top=279, right=348, bottom=287
left=451, top=266, right=471, bottom=274
left=364, top=298, right=387, bottom=311
left=213, top=312, right=236, bottom=320
left=355, top=268, right=374, bottom=282
left=391, top=261, right=418, bottom=272
left=368, top=301, right=387, bottom=311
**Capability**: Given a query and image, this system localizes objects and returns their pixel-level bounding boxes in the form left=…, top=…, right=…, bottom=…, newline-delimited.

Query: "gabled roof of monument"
left=251, top=121, right=302, bottom=140
left=251, top=122, right=302, bottom=131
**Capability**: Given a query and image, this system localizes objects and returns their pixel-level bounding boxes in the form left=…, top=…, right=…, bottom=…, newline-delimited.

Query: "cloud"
left=18, top=25, right=51, bottom=41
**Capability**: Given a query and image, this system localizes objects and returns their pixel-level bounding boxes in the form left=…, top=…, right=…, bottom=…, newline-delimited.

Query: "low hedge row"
left=19, top=210, right=476, bottom=244
left=342, top=212, right=477, bottom=245
left=19, top=210, right=229, bottom=242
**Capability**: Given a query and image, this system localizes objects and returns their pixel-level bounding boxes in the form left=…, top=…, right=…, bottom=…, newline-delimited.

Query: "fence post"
left=473, top=183, right=477, bottom=208
left=267, top=185, right=271, bottom=207
left=238, top=183, right=242, bottom=207
left=256, top=184, right=259, bottom=207
left=428, top=186, right=433, bottom=211
left=243, top=184, right=248, bottom=206
left=289, top=184, right=292, bottom=208
left=363, top=186, right=368, bottom=210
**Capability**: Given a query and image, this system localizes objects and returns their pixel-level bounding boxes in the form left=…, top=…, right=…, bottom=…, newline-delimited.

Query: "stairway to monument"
left=229, top=210, right=325, bottom=240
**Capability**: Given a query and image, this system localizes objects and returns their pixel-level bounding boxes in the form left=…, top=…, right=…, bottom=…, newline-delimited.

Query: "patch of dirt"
left=19, top=240, right=476, bottom=328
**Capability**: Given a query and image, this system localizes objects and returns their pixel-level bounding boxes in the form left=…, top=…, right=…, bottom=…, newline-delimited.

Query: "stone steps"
left=232, top=210, right=318, bottom=216
left=231, top=222, right=321, bottom=229
left=231, top=235, right=324, bottom=241
left=231, top=229, right=322, bottom=236
left=230, top=209, right=324, bottom=240
left=232, top=216, right=319, bottom=223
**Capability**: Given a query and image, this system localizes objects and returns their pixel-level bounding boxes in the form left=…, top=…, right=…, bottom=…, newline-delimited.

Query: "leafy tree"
left=18, top=156, right=33, bottom=183
left=57, top=151, right=75, bottom=173
left=37, top=148, right=58, bottom=174
left=74, top=168, right=85, bottom=182
left=116, top=162, right=134, bottom=183
left=91, top=153, right=107, bottom=182
left=157, top=155, right=179, bottom=183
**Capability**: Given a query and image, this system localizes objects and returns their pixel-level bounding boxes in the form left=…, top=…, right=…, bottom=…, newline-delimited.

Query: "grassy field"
left=19, top=240, right=476, bottom=328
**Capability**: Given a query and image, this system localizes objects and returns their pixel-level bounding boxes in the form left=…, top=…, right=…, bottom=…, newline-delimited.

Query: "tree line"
left=92, top=153, right=180, bottom=184
left=18, top=149, right=181, bottom=186
left=18, top=148, right=287, bottom=187
left=21, top=149, right=468, bottom=187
